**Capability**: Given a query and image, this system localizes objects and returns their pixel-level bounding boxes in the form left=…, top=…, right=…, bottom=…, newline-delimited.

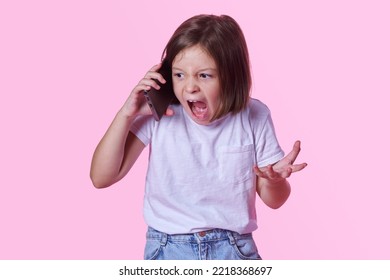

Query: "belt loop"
left=160, top=232, right=168, bottom=246
left=226, top=231, right=236, bottom=245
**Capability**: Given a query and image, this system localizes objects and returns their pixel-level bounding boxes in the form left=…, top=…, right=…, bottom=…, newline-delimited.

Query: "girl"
left=90, top=14, right=307, bottom=260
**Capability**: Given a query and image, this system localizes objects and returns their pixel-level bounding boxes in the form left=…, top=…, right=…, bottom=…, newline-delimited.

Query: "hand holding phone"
left=143, top=61, right=176, bottom=121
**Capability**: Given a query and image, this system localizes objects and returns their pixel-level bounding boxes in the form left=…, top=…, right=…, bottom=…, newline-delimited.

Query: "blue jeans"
left=144, top=227, right=262, bottom=260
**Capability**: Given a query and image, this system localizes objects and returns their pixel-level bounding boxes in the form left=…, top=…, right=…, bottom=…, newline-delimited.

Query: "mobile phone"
left=143, top=61, right=176, bottom=121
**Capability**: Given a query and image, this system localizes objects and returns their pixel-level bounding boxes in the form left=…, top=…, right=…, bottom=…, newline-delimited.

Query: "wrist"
left=115, top=108, right=139, bottom=129
left=118, top=105, right=139, bottom=120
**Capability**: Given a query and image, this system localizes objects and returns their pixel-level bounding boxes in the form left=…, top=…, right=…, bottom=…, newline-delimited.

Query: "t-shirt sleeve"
left=129, top=115, right=155, bottom=146
left=250, top=100, right=285, bottom=167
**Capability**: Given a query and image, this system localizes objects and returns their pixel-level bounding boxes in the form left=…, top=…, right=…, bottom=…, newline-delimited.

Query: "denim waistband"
left=146, top=227, right=253, bottom=245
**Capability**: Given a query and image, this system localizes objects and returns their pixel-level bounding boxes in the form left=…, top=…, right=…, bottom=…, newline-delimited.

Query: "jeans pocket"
left=144, top=239, right=162, bottom=260
left=231, top=234, right=262, bottom=260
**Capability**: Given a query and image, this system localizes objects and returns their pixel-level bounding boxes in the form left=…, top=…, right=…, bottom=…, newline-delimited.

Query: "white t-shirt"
left=130, top=98, right=284, bottom=234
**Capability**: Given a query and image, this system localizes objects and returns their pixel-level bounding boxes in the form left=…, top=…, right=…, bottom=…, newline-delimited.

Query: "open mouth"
left=187, top=100, right=208, bottom=121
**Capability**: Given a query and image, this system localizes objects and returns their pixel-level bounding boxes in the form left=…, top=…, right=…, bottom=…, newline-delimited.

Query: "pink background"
left=1, top=0, right=389, bottom=259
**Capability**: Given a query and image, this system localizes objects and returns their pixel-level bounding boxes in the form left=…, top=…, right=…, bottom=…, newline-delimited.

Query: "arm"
left=254, top=141, right=307, bottom=209
left=90, top=63, right=173, bottom=188
left=90, top=113, right=145, bottom=189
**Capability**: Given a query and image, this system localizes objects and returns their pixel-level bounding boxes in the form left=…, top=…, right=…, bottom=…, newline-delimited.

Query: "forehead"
left=172, top=45, right=217, bottom=69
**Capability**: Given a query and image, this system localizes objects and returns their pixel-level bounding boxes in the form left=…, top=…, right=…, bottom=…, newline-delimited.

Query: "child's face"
left=172, top=45, right=221, bottom=125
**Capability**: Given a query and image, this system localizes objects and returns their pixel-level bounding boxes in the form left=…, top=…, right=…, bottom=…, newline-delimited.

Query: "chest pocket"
left=218, top=144, right=255, bottom=184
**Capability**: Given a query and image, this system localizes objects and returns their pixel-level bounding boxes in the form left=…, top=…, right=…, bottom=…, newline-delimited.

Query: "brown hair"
left=162, top=14, right=251, bottom=121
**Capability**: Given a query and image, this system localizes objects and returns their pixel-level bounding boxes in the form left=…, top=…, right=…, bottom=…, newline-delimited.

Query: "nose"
left=184, top=77, right=199, bottom=94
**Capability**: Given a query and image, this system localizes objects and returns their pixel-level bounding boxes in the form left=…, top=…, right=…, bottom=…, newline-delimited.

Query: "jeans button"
left=198, top=231, right=206, bottom=237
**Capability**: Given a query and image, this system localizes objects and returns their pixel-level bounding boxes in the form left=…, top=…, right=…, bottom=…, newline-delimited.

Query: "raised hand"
left=121, top=63, right=174, bottom=118
left=253, top=140, right=307, bottom=183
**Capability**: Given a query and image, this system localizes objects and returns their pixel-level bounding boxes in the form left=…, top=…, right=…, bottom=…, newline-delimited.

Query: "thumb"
left=165, top=107, right=175, bottom=117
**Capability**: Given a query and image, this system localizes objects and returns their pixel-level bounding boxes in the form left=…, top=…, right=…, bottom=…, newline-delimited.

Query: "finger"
left=290, top=140, right=301, bottom=164
left=131, top=83, right=153, bottom=96
left=139, top=77, right=162, bottom=90
left=290, top=162, right=308, bottom=173
left=145, top=63, right=167, bottom=84
left=150, top=63, right=162, bottom=71
left=280, top=167, right=293, bottom=178
left=280, top=140, right=301, bottom=166
left=266, top=165, right=277, bottom=179
left=253, top=166, right=268, bottom=178
left=268, top=164, right=294, bottom=180
left=144, top=74, right=166, bottom=86
left=253, top=165, right=276, bottom=180
left=164, top=107, right=175, bottom=117
left=253, top=165, right=262, bottom=176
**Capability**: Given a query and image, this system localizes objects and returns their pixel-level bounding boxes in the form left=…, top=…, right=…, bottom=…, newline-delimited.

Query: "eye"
left=199, top=73, right=211, bottom=79
left=173, top=73, right=184, bottom=78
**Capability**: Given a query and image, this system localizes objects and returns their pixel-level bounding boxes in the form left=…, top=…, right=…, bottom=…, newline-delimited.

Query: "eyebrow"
left=172, top=67, right=217, bottom=72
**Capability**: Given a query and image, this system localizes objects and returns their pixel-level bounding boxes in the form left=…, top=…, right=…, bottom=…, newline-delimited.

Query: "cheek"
left=209, top=87, right=221, bottom=105
left=172, top=84, right=187, bottom=106
left=172, top=83, right=181, bottom=98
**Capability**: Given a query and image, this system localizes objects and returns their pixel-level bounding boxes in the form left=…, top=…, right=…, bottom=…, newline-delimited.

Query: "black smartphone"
left=143, top=61, right=176, bottom=121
